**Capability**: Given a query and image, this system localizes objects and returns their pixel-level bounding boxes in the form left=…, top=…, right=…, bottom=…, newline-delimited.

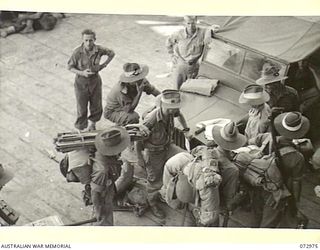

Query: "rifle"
left=269, top=107, right=308, bottom=228
left=269, top=107, right=285, bottom=178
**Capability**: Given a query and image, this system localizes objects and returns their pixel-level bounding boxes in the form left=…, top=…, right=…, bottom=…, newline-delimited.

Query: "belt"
left=77, top=73, right=99, bottom=80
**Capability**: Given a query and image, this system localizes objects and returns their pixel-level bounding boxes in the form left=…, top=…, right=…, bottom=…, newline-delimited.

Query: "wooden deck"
left=0, top=13, right=319, bottom=228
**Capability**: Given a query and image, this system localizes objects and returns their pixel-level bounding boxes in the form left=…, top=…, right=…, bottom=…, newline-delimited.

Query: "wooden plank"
left=299, top=196, right=320, bottom=225
left=0, top=84, right=72, bottom=135
left=114, top=211, right=159, bottom=226
left=1, top=63, right=76, bottom=114
left=0, top=122, right=92, bottom=223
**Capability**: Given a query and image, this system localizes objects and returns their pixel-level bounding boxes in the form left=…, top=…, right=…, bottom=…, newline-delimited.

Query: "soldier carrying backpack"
left=236, top=111, right=310, bottom=228
left=161, top=121, right=246, bottom=227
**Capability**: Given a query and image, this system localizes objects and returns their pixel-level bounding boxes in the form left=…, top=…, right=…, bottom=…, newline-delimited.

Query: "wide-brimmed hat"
left=239, top=84, right=270, bottom=106
left=212, top=122, right=246, bottom=150
left=119, top=63, right=149, bottom=83
left=160, top=89, right=181, bottom=109
left=0, top=164, right=14, bottom=186
left=256, top=61, right=288, bottom=85
left=95, top=126, right=130, bottom=156
left=274, top=112, right=310, bottom=139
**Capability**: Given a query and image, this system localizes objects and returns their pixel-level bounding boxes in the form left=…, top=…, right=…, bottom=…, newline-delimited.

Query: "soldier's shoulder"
left=71, top=45, right=82, bottom=54
left=96, top=44, right=113, bottom=52
left=143, top=107, right=160, bottom=122
left=170, top=28, right=185, bottom=38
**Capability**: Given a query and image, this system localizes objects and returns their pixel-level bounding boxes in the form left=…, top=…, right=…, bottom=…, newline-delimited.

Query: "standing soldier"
left=273, top=111, right=310, bottom=227
left=210, top=121, right=246, bottom=213
left=68, top=29, right=115, bottom=131
left=91, top=125, right=130, bottom=226
left=166, top=16, right=219, bottom=90
left=139, top=89, right=191, bottom=219
left=247, top=112, right=310, bottom=227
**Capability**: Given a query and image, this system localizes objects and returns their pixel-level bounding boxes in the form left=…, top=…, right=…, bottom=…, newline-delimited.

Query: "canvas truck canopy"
left=217, top=16, right=320, bottom=63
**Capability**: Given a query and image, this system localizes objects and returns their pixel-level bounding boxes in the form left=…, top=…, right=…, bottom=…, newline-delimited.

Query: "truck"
left=175, top=16, right=320, bottom=145
left=174, top=16, right=320, bottom=228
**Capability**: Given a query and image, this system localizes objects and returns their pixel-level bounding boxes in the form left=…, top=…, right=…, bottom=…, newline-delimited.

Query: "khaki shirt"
left=68, top=43, right=114, bottom=72
left=166, top=27, right=210, bottom=64
left=245, top=103, right=271, bottom=140
left=267, top=85, right=300, bottom=112
left=105, top=79, right=156, bottom=112
left=91, top=152, right=122, bottom=192
left=143, top=108, right=174, bottom=148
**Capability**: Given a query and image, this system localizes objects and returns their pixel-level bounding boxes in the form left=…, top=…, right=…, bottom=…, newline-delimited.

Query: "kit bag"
left=242, top=146, right=298, bottom=192
left=59, top=149, right=92, bottom=184
left=243, top=154, right=282, bottom=192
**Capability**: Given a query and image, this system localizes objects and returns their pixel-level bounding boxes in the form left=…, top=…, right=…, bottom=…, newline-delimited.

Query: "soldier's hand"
left=125, top=124, right=150, bottom=137
left=210, top=24, right=220, bottom=33
left=184, top=131, right=193, bottom=140
left=98, top=63, right=108, bottom=71
left=82, top=69, right=95, bottom=77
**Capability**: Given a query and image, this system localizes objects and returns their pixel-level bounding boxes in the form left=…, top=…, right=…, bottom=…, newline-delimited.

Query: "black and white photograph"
left=0, top=8, right=320, bottom=230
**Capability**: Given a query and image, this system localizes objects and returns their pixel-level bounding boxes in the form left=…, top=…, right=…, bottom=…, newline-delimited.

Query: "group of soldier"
left=0, top=11, right=65, bottom=38
left=64, top=15, right=320, bottom=227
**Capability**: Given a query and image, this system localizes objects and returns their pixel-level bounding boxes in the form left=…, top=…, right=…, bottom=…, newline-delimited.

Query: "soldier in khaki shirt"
left=138, top=90, right=191, bottom=219
left=68, top=29, right=115, bottom=131
left=104, top=63, right=160, bottom=126
left=166, top=16, right=219, bottom=89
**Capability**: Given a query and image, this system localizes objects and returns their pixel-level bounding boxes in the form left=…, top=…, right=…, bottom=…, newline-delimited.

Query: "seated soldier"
left=104, top=63, right=161, bottom=126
